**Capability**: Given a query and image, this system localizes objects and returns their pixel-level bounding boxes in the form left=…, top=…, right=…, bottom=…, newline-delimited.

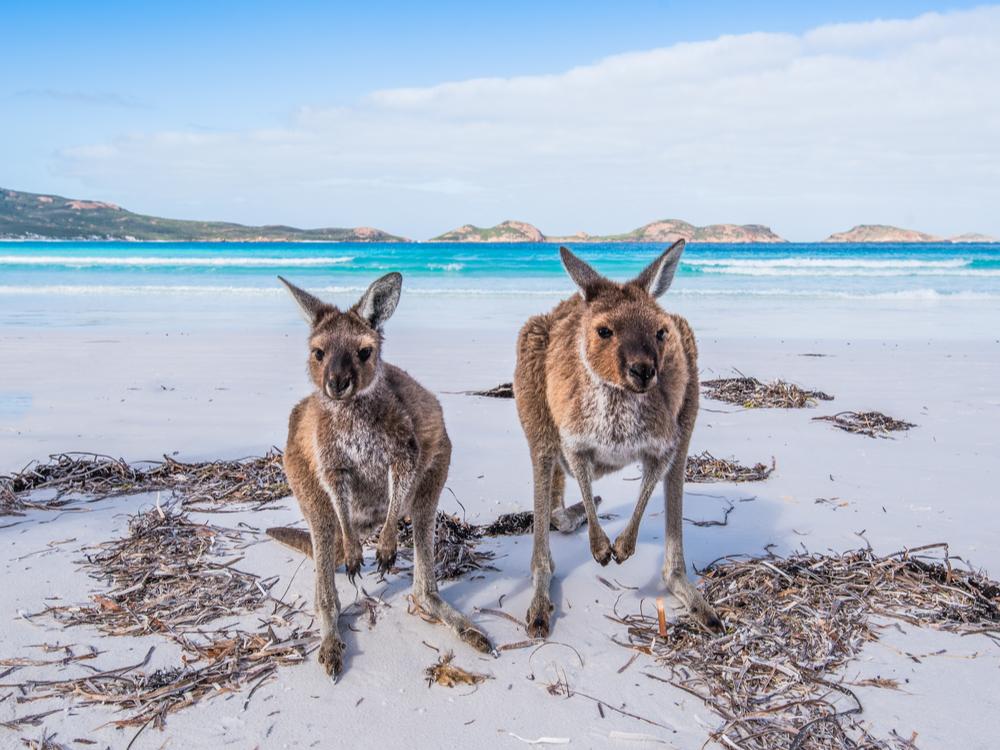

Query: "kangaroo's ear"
left=278, top=276, right=327, bottom=324
left=631, top=239, right=685, bottom=298
left=355, top=272, right=402, bottom=330
left=559, top=246, right=607, bottom=301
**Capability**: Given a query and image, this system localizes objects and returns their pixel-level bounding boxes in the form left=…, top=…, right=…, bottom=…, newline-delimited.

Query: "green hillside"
left=0, top=188, right=408, bottom=242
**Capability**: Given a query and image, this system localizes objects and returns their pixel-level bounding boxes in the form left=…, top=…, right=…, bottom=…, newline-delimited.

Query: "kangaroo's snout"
left=626, top=360, right=657, bottom=390
left=326, top=372, right=355, bottom=400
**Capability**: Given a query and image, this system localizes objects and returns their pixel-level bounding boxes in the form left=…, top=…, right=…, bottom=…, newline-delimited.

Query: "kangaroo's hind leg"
left=409, top=435, right=496, bottom=656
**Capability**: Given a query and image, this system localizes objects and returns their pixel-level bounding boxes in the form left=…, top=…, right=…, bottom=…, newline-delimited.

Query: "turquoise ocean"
left=1, top=241, right=998, bottom=299
left=2, top=241, right=998, bottom=339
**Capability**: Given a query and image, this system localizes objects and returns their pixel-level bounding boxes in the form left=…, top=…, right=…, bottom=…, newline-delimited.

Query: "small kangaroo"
left=513, top=241, right=722, bottom=638
left=267, top=273, right=495, bottom=678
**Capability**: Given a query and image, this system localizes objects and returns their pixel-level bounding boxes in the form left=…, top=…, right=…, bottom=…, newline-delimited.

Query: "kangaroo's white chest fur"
left=559, top=382, right=675, bottom=475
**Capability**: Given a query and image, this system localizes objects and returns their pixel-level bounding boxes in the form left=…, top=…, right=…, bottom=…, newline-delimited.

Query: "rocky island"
left=432, top=219, right=786, bottom=243
left=430, top=220, right=545, bottom=243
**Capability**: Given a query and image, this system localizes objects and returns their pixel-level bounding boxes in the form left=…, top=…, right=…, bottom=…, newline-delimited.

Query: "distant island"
left=0, top=188, right=409, bottom=242
left=822, top=224, right=996, bottom=243
left=2, top=187, right=996, bottom=243
left=432, top=219, right=786, bottom=243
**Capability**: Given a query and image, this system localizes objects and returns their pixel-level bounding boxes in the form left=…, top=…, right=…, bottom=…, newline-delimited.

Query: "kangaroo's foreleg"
left=565, top=452, right=612, bottom=566
left=375, top=456, right=417, bottom=576
left=321, top=467, right=363, bottom=583
left=612, top=455, right=670, bottom=564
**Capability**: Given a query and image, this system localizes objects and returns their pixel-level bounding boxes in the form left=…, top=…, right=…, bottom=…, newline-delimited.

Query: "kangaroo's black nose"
left=334, top=374, right=353, bottom=394
left=628, top=362, right=656, bottom=385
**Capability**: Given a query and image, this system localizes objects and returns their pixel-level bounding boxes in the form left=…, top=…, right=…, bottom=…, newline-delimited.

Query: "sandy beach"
left=2, top=286, right=999, bottom=749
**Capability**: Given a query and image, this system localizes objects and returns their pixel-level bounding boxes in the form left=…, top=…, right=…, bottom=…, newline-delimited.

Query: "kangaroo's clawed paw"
left=460, top=626, right=497, bottom=656
left=611, top=533, right=636, bottom=564
left=318, top=634, right=345, bottom=678
left=375, top=544, right=397, bottom=576
left=526, top=599, right=554, bottom=639
left=345, top=546, right=364, bottom=584
left=589, top=529, right=613, bottom=566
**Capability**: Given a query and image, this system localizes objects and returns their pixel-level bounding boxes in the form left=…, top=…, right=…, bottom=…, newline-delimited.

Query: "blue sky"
left=2, top=1, right=998, bottom=239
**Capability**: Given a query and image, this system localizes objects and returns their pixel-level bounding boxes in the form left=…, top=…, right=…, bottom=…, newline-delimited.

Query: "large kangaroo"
left=267, top=273, right=495, bottom=678
left=513, top=241, right=722, bottom=638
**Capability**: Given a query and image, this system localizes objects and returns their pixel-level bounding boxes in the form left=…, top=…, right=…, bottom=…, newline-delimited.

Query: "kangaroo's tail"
left=266, top=526, right=314, bottom=558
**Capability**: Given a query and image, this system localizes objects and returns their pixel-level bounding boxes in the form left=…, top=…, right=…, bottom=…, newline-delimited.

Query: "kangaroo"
left=266, top=273, right=495, bottom=678
left=513, top=241, right=722, bottom=638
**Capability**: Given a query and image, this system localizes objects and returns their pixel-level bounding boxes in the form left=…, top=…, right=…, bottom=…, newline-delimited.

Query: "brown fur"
left=269, top=274, right=495, bottom=679
left=513, top=242, right=722, bottom=637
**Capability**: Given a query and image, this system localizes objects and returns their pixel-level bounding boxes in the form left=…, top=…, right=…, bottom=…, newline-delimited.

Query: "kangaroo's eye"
left=656, top=328, right=666, bottom=342
left=358, top=346, right=373, bottom=362
left=313, top=348, right=324, bottom=362
left=597, top=326, right=613, bottom=339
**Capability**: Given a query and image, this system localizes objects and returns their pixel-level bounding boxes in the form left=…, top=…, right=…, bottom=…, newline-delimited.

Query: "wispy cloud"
left=52, top=7, right=1000, bottom=239
left=16, top=88, right=150, bottom=109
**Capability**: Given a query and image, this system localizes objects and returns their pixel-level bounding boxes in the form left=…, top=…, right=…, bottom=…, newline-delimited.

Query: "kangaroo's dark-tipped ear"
left=355, top=272, right=402, bottom=330
left=631, top=239, right=685, bottom=298
left=560, top=246, right=607, bottom=301
left=278, top=276, right=327, bottom=324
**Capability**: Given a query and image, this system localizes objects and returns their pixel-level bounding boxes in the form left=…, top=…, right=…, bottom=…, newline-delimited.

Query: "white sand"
left=2, top=294, right=999, bottom=748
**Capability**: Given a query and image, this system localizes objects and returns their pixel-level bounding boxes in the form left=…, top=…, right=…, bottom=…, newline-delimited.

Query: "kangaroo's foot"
left=317, top=633, right=345, bottom=679
left=525, top=594, right=554, bottom=639
left=416, top=591, right=497, bottom=657
left=588, top=526, right=613, bottom=566
left=664, top=570, right=723, bottom=633
left=611, top=529, right=637, bottom=564
left=550, top=495, right=602, bottom=534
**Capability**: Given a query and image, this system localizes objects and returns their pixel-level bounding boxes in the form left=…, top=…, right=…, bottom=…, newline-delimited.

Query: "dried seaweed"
left=478, top=511, right=535, bottom=536
left=20, top=731, right=70, bottom=750
left=702, top=376, right=833, bottom=409
left=42, top=508, right=269, bottom=636
left=16, top=631, right=310, bottom=730
left=1, top=450, right=288, bottom=516
left=813, top=411, right=916, bottom=439
left=396, top=513, right=498, bottom=580
left=686, top=452, right=775, bottom=483
left=468, top=382, right=514, bottom=399
left=614, top=543, right=999, bottom=749
left=5, top=507, right=314, bottom=731
left=424, top=651, right=491, bottom=688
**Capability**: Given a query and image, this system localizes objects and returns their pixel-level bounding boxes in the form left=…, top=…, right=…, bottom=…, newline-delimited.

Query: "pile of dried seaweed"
left=6, top=507, right=314, bottom=731
left=14, top=633, right=309, bottom=730
left=702, top=376, right=833, bottom=409
left=42, top=509, right=269, bottom=636
left=614, top=543, right=1000, bottom=750
left=479, top=510, right=535, bottom=536
left=396, top=512, right=499, bottom=580
left=813, top=411, right=916, bottom=439
left=1, top=449, right=288, bottom=516
left=686, top=451, right=775, bottom=483
left=468, top=382, right=514, bottom=399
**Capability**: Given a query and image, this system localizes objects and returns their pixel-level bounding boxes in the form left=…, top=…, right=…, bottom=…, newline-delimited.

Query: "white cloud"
left=54, top=7, right=1000, bottom=239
